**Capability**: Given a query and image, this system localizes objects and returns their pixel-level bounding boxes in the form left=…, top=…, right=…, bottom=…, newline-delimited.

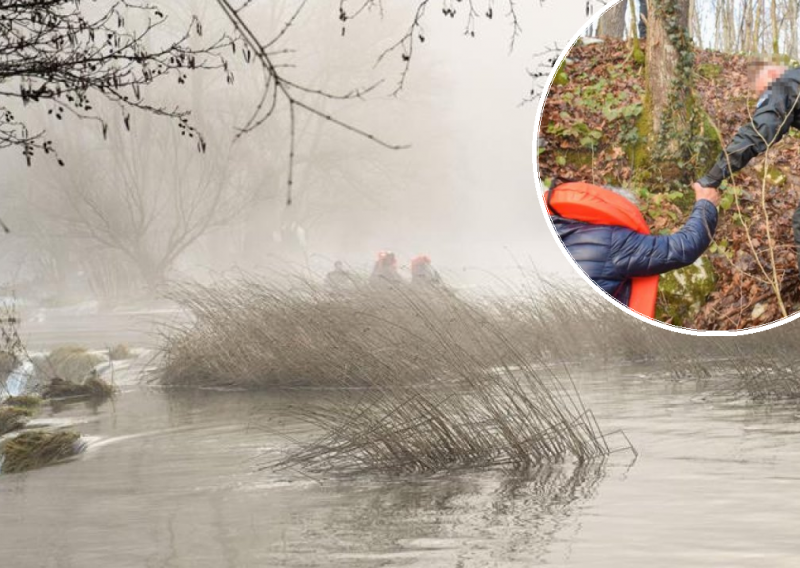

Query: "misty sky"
left=236, top=0, right=602, bottom=281
left=0, top=0, right=607, bottom=295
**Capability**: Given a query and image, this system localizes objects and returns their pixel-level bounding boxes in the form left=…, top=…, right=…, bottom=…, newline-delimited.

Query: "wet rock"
left=751, top=302, right=768, bottom=321
left=108, top=344, right=133, bottom=361
left=657, top=257, right=716, bottom=327
left=43, top=346, right=103, bottom=383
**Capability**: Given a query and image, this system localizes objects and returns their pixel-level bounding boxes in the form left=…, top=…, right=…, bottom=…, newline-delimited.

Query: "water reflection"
left=261, top=461, right=613, bottom=567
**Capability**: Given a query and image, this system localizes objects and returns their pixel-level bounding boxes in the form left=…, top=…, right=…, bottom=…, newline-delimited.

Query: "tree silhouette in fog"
left=217, top=0, right=608, bottom=203
left=0, top=0, right=233, bottom=166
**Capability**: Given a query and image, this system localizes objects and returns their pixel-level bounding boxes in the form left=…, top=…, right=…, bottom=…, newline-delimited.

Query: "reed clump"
left=0, top=430, right=82, bottom=474
left=2, top=395, right=41, bottom=409
left=160, top=277, right=499, bottom=388
left=159, top=272, right=800, bottom=396
left=159, top=274, right=672, bottom=390
left=0, top=406, right=31, bottom=436
left=160, top=276, right=629, bottom=474
left=41, top=376, right=115, bottom=401
left=700, top=328, right=800, bottom=401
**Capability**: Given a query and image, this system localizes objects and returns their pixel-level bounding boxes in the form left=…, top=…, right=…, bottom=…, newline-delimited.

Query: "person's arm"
left=610, top=189, right=719, bottom=278
left=698, top=72, right=800, bottom=188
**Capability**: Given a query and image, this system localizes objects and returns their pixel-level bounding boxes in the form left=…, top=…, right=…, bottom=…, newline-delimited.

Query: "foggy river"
left=3, top=359, right=800, bottom=567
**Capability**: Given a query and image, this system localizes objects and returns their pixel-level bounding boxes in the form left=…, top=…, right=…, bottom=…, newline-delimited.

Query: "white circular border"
left=532, top=1, right=800, bottom=336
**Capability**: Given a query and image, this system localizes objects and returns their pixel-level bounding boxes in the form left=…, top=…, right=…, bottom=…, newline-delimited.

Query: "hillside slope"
left=538, top=39, right=800, bottom=330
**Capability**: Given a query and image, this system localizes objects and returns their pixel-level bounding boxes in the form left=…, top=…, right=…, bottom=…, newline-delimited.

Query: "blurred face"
left=753, top=66, right=787, bottom=96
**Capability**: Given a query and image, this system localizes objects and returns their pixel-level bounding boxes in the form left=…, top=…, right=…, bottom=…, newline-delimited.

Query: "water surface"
left=3, top=362, right=800, bottom=567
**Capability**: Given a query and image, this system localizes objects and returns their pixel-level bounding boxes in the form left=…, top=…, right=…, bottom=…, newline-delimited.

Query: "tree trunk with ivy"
left=644, top=0, right=704, bottom=185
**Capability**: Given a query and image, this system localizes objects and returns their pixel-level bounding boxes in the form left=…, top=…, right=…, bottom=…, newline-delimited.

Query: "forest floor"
left=538, top=38, right=800, bottom=330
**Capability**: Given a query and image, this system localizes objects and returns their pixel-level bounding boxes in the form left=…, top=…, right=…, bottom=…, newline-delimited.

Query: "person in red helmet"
left=410, top=255, right=443, bottom=289
left=369, top=251, right=404, bottom=287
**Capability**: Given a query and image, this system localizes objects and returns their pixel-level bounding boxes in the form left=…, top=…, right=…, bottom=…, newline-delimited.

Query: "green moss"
left=632, top=42, right=645, bottom=66
left=625, top=86, right=652, bottom=170
left=697, top=63, right=722, bottom=80
left=555, top=149, right=595, bottom=168
left=628, top=94, right=721, bottom=199
left=656, top=256, right=716, bottom=326
left=756, top=164, right=787, bottom=187
left=553, top=59, right=568, bottom=86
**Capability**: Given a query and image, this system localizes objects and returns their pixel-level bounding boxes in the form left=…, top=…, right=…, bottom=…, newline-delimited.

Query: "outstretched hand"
left=692, top=182, right=721, bottom=207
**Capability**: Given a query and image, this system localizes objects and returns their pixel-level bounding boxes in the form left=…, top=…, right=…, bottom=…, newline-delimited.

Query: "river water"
left=3, top=354, right=800, bottom=567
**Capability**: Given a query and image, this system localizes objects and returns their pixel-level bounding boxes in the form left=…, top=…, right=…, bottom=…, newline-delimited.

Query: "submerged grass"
left=272, top=347, right=617, bottom=476
left=0, top=430, right=82, bottom=474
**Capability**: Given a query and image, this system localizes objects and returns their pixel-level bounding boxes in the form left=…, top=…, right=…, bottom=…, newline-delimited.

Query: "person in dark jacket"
left=553, top=184, right=720, bottom=307
left=695, top=62, right=800, bottom=265
left=696, top=63, right=796, bottom=189
left=325, top=261, right=358, bottom=292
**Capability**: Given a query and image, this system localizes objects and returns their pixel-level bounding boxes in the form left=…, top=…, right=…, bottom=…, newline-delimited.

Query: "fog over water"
left=0, top=1, right=602, bottom=302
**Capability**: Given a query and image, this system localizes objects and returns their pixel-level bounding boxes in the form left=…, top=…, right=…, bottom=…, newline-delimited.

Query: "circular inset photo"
left=535, top=0, right=800, bottom=333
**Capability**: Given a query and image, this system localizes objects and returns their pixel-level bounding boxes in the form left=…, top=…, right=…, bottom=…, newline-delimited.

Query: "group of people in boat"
left=547, top=60, right=800, bottom=319
left=324, top=252, right=444, bottom=292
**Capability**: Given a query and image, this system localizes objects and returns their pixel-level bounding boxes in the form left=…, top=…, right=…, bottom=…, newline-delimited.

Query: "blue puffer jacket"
left=551, top=199, right=718, bottom=305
